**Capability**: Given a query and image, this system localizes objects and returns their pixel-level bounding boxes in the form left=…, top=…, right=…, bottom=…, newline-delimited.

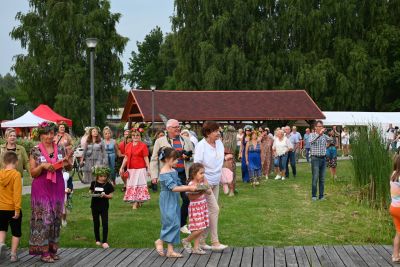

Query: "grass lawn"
left=12, top=160, right=393, bottom=248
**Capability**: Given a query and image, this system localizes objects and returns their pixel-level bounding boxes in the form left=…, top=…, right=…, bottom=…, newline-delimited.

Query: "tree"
left=11, top=0, right=128, bottom=134
left=0, top=74, right=30, bottom=120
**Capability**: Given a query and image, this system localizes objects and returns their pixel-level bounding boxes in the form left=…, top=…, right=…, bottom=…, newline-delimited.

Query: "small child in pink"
left=181, top=163, right=210, bottom=254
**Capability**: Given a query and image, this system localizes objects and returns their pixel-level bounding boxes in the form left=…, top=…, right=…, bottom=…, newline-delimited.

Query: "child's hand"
left=206, top=188, right=212, bottom=195
left=101, top=192, right=106, bottom=198
left=188, top=185, right=197, bottom=192
left=12, top=212, right=20, bottom=219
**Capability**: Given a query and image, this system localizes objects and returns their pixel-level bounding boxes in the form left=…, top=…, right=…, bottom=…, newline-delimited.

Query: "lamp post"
left=10, top=97, right=17, bottom=119
left=86, top=38, right=98, bottom=126
left=150, top=85, right=156, bottom=131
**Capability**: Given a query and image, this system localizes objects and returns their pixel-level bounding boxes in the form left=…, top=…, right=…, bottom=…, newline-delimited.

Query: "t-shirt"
left=171, top=137, right=185, bottom=171
left=288, top=132, right=301, bottom=147
left=303, top=133, right=311, bottom=148
left=194, top=139, right=224, bottom=186
left=125, top=142, right=149, bottom=169
left=90, top=181, right=114, bottom=209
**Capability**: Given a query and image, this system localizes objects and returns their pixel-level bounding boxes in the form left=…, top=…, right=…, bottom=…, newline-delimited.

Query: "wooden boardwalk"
left=0, top=245, right=398, bottom=266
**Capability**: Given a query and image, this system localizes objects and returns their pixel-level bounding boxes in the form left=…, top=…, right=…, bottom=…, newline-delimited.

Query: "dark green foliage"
left=11, top=0, right=128, bottom=135
left=129, top=0, right=400, bottom=111
left=351, top=126, right=392, bottom=209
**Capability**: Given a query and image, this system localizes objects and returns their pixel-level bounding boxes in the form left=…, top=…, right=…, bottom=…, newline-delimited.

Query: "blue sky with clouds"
left=0, top=0, right=174, bottom=86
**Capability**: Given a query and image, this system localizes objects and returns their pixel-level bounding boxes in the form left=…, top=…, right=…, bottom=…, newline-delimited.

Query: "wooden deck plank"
left=192, top=251, right=212, bottom=267
left=0, top=249, right=28, bottom=266
left=303, top=246, right=321, bottom=267
left=17, top=248, right=67, bottom=267
left=342, top=245, right=368, bottom=267
left=150, top=249, right=169, bottom=267
left=170, top=249, right=191, bottom=267
left=138, top=249, right=160, bottom=266
left=117, top=248, right=147, bottom=266
left=332, top=246, right=357, bottom=267
left=95, top=249, right=126, bottom=267
left=314, top=246, right=334, bottom=267
left=86, top=248, right=118, bottom=267
left=53, top=248, right=97, bottom=267
left=353, top=245, right=383, bottom=267
left=205, top=250, right=222, bottom=267
left=74, top=248, right=113, bottom=267
left=362, top=245, right=392, bottom=267
left=106, top=248, right=135, bottom=266
left=274, top=248, right=285, bottom=267
left=293, top=246, right=310, bottom=267
left=263, top=246, right=274, bottom=267
left=217, top=247, right=234, bottom=267
left=160, top=248, right=184, bottom=267
left=323, top=246, right=345, bottom=267
left=284, top=246, right=298, bottom=267
left=182, top=253, right=201, bottom=267
left=240, top=247, right=253, bottom=267
left=229, top=247, right=244, bottom=267
left=252, top=247, right=263, bottom=267
left=41, top=248, right=79, bottom=267
left=372, top=245, right=395, bottom=267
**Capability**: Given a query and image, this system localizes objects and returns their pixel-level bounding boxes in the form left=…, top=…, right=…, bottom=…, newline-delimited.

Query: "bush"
left=351, top=126, right=392, bottom=209
left=16, top=139, right=38, bottom=153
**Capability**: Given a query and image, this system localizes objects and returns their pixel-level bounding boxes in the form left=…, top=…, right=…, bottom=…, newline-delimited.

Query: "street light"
left=10, top=97, right=17, bottom=119
left=86, top=38, right=98, bottom=126
left=150, top=85, right=156, bottom=131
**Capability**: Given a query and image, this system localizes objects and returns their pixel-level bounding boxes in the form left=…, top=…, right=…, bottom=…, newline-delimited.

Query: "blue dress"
left=248, top=142, right=262, bottom=181
left=105, top=140, right=116, bottom=182
left=241, top=138, right=250, bottom=183
left=159, top=170, right=181, bottom=244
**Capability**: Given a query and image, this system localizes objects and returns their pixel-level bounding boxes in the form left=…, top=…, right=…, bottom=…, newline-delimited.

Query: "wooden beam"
left=128, top=113, right=143, bottom=118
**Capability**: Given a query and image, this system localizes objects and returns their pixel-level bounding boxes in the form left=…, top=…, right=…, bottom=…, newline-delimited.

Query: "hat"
left=243, top=125, right=254, bottom=131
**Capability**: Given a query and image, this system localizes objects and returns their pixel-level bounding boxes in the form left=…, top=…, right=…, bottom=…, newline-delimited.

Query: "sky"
left=0, top=0, right=174, bottom=87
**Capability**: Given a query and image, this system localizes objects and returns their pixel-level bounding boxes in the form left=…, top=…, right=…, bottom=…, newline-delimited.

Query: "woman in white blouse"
left=194, top=121, right=228, bottom=251
left=272, top=130, right=293, bottom=180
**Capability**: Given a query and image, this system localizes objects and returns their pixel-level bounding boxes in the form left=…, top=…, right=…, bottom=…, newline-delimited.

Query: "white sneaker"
left=281, top=177, right=286, bottom=180
left=211, top=244, right=228, bottom=251
left=265, top=175, right=269, bottom=180
left=180, top=225, right=191, bottom=234
left=274, top=175, right=281, bottom=180
left=62, top=219, right=67, bottom=227
left=200, top=244, right=212, bottom=250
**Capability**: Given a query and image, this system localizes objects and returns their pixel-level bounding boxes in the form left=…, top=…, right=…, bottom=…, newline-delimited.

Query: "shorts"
left=0, top=210, right=22, bottom=237
left=326, top=157, right=337, bottom=168
left=390, top=206, right=400, bottom=233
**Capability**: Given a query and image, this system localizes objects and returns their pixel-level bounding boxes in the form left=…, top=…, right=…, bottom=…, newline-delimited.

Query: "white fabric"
left=194, top=139, right=224, bottom=186
left=272, top=137, right=292, bottom=156
left=190, top=135, right=199, bottom=147
left=1, top=111, right=52, bottom=128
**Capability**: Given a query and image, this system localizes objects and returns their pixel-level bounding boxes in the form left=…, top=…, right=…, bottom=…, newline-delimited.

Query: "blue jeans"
left=305, top=148, right=310, bottom=162
left=311, top=156, right=326, bottom=199
left=278, top=154, right=288, bottom=172
left=285, top=151, right=297, bottom=177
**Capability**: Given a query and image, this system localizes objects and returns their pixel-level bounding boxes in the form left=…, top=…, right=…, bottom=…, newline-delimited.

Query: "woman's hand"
left=41, top=163, right=54, bottom=172
left=152, top=178, right=158, bottom=184
left=119, top=168, right=124, bottom=176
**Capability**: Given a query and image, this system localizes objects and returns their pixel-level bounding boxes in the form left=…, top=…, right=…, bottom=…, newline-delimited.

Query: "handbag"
left=122, top=143, right=134, bottom=179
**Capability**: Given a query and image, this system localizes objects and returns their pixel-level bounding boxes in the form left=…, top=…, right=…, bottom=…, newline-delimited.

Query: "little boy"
left=0, top=151, right=22, bottom=262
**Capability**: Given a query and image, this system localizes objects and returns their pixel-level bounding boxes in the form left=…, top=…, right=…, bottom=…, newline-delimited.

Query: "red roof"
left=32, top=104, right=72, bottom=127
left=122, top=90, right=324, bottom=122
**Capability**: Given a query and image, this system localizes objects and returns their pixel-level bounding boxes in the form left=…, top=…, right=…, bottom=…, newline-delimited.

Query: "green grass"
left=9, top=160, right=394, bottom=248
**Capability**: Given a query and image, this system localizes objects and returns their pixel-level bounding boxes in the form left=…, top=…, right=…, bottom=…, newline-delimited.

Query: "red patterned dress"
left=123, top=141, right=151, bottom=203
left=188, top=182, right=209, bottom=231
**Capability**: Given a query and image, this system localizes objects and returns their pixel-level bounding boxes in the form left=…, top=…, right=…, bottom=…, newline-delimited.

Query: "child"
left=154, top=147, right=196, bottom=258
left=181, top=163, right=211, bottom=254
left=0, top=151, right=22, bottom=262
left=61, top=171, right=73, bottom=227
left=390, top=155, right=400, bottom=263
left=90, top=166, right=114, bottom=249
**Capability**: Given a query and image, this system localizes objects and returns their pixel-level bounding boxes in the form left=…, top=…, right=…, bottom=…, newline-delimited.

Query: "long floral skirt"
left=123, top=168, right=151, bottom=203
left=29, top=171, right=64, bottom=256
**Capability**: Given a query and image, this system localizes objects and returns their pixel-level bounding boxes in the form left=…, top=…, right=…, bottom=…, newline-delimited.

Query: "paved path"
left=0, top=245, right=396, bottom=266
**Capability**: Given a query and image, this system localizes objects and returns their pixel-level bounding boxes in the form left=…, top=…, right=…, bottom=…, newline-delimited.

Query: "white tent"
left=1, top=111, right=52, bottom=128
left=321, top=112, right=400, bottom=127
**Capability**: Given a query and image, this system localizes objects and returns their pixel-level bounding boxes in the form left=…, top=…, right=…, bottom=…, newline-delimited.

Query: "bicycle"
left=70, top=146, right=84, bottom=183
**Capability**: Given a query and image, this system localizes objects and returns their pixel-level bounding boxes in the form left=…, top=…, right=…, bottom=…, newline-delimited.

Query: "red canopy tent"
left=32, top=104, right=72, bottom=127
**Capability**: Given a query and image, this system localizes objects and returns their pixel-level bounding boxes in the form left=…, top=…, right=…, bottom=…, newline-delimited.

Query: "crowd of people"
left=0, top=118, right=353, bottom=262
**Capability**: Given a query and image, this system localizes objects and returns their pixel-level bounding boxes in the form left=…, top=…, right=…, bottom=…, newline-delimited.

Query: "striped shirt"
left=309, top=133, right=328, bottom=156
left=172, top=137, right=185, bottom=171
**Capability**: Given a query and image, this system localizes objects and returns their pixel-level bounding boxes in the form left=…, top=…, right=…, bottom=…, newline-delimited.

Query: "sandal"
left=154, top=240, right=165, bottom=256
left=51, top=254, right=60, bottom=260
left=166, top=251, right=183, bottom=258
left=192, top=248, right=206, bottom=255
left=392, top=256, right=400, bottom=263
left=41, top=256, right=55, bottom=263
